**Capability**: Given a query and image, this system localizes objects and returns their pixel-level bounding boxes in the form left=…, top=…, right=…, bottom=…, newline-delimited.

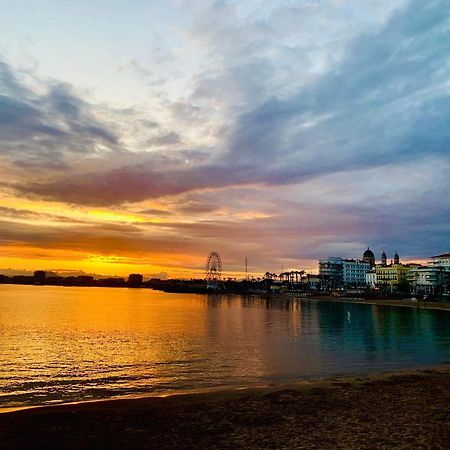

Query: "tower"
left=381, top=251, right=387, bottom=266
left=394, top=251, right=400, bottom=265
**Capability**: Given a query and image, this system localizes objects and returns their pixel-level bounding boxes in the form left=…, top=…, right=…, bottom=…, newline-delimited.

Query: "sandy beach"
left=1, top=365, right=449, bottom=450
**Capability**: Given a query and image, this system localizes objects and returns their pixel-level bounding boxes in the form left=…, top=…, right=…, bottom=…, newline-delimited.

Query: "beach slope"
left=1, top=367, right=449, bottom=449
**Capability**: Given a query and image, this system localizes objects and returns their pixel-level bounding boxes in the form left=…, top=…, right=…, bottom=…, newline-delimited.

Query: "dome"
left=362, top=247, right=376, bottom=266
left=381, top=251, right=387, bottom=258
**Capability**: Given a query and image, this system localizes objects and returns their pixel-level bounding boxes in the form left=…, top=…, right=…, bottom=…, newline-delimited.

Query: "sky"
left=0, top=0, right=449, bottom=278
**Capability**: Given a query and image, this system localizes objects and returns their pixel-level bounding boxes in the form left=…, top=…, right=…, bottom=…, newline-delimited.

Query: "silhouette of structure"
left=205, top=252, right=222, bottom=282
left=33, top=270, right=46, bottom=285
left=127, top=274, right=143, bottom=288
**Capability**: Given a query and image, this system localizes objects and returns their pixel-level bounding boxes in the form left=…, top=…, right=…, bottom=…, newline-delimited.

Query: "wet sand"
left=1, top=366, right=449, bottom=450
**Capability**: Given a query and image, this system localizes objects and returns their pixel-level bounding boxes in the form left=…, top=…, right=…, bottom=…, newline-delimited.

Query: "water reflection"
left=0, top=285, right=449, bottom=408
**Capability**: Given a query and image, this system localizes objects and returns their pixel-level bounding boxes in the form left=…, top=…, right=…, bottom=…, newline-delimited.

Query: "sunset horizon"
left=2, top=2, right=450, bottom=448
left=2, top=0, right=450, bottom=279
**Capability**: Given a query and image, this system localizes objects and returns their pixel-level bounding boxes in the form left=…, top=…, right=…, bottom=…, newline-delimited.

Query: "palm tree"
left=289, top=270, right=296, bottom=284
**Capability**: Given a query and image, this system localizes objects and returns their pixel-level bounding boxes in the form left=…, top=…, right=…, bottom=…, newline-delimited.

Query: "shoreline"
left=296, top=295, right=450, bottom=311
left=2, top=362, right=449, bottom=416
left=1, top=365, right=449, bottom=449
left=3, top=283, right=450, bottom=307
left=238, top=291, right=450, bottom=312
left=2, top=363, right=449, bottom=414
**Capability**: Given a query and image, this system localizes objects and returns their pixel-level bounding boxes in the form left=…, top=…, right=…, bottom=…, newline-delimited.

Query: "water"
left=1, top=285, right=449, bottom=409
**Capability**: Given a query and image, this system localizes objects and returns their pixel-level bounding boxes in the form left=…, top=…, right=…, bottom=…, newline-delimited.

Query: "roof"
left=431, top=253, right=450, bottom=258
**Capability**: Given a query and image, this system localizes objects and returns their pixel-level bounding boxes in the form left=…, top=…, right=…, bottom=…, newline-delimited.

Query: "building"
left=34, top=270, right=46, bottom=285
left=319, top=256, right=370, bottom=288
left=319, top=257, right=344, bottom=289
left=430, top=253, right=450, bottom=294
left=301, top=273, right=322, bottom=290
left=127, top=273, right=143, bottom=288
left=430, top=252, right=450, bottom=268
left=407, top=266, right=447, bottom=295
left=407, top=252, right=450, bottom=295
left=342, top=259, right=370, bottom=287
left=376, top=264, right=410, bottom=288
left=366, top=269, right=377, bottom=287
left=375, top=252, right=410, bottom=290
left=365, top=251, right=412, bottom=291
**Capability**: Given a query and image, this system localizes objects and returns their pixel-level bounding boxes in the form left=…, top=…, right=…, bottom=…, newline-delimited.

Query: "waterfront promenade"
left=1, top=366, right=449, bottom=449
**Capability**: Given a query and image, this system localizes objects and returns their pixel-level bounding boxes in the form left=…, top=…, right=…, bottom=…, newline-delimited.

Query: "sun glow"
left=87, top=210, right=148, bottom=223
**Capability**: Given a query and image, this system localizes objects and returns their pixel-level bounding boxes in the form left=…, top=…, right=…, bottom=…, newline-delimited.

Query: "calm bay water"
left=1, top=284, right=450, bottom=409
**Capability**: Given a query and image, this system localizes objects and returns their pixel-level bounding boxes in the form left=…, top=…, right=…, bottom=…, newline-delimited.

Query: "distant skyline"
left=1, top=0, right=450, bottom=277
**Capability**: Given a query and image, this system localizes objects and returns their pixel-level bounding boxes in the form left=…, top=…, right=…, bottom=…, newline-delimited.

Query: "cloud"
left=138, top=208, right=173, bottom=217
left=0, top=217, right=206, bottom=265
left=7, top=0, right=450, bottom=209
left=0, top=58, right=119, bottom=172
left=145, top=131, right=181, bottom=147
left=0, top=205, right=76, bottom=222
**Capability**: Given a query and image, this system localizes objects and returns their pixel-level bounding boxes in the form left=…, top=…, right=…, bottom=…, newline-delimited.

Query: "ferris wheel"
left=205, top=251, right=222, bottom=281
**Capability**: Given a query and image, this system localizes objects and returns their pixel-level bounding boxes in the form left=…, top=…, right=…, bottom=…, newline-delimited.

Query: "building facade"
left=319, top=256, right=370, bottom=288
left=407, top=266, right=447, bottom=295
left=342, top=259, right=370, bottom=287
left=375, top=264, right=410, bottom=289
left=407, top=253, right=450, bottom=295
left=431, top=253, right=450, bottom=267
left=319, top=257, right=343, bottom=289
left=366, top=270, right=377, bottom=287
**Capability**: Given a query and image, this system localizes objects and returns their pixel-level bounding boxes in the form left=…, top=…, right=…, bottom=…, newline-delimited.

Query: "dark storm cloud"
left=0, top=59, right=118, bottom=170
left=12, top=0, right=450, bottom=207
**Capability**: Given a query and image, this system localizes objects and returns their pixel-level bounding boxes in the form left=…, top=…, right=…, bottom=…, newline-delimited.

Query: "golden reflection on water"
left=1, top=285, right=450, bottom=409
left=1, top=286, right=209, bottom=389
